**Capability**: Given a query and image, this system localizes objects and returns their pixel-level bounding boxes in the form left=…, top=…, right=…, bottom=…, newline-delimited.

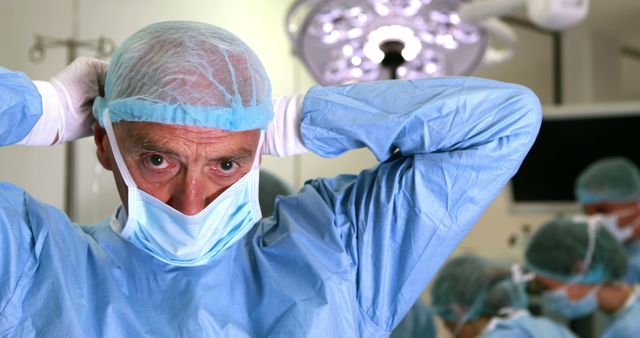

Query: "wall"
left=621, top=55, right=640, bottom=100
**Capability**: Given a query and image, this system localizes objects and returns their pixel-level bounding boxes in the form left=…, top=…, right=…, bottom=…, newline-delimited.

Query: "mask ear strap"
left=582, top=221, right=598, bottom=272
left=103, top=109, right=138, bottom=189
left=250, top=131, right=264, bottom=170
left=511, top=264, right=535, bottom=284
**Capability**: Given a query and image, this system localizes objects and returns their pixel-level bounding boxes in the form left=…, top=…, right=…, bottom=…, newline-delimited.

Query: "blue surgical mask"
left=597, top=214, right=634, bottom=242
left=542, top=286, right=599, bottom=319
left=579, top=210, right=639, bottom=243
left=104, top=109, right=262, bottom=266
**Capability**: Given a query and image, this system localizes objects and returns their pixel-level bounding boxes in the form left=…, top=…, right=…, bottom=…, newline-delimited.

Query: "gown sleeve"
left=0, top=67, right=42, bottom=146
left=300, top=77, right=542, bottom=332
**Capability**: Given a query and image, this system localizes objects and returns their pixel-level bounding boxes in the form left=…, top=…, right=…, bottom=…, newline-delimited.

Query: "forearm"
left=1, top=58, right=107, bottom=147
left=300, top=77, right=541, bottom=166
left=0, top=67, right=43, bottom=146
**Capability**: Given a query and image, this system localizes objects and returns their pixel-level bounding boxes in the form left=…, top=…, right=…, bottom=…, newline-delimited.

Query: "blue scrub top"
left=602, top=290, right=640, bottom=338
left=482, top=313, right=577, bottom=338
left=624, top=241, right=640, bottom=284
left=0, top=68, right=541, bottom=337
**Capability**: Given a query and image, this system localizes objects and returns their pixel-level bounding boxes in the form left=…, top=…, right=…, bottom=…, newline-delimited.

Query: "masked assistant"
left=525, top=218, right=628, bottom=284
left=575, top=157, right=640, bottom=205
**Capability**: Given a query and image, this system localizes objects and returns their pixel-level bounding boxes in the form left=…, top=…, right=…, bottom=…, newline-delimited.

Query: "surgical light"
left=286, top=0, right=588, bottom=85
left=288, top=0, right=492, bottom=85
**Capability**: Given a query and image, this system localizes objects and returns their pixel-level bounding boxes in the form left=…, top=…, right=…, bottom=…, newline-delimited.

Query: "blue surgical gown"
left=624, top=241, right=640, bottom=283
left=601, top=291, right=640, bottom=338
left=0, top=68, right=541, bottom=337
left=482, top=313, right=577, bottom=338
left=390, top=299, right=436, bottom=338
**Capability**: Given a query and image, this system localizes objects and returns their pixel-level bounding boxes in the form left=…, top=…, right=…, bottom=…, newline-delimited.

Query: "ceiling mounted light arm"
left=477, top=17, right=518, bottom=68
left=458, top=0, right=527, bottom=24
left=459, top=0, right=589, bottom=30
left=457, top=0, right=589, bottom=69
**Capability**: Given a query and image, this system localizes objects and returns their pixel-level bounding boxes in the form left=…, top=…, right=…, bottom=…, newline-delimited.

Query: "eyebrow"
left=126, top=140, right=255, bottom=163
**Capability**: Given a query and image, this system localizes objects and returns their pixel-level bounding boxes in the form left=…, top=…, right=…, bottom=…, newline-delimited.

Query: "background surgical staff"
left=575, top=157, right=640, bottom=284
left=1, top=1, right=640, bottom=337
left=525, top=217, right=640, bottom=338
left=430, top=254, right=577, bottom=338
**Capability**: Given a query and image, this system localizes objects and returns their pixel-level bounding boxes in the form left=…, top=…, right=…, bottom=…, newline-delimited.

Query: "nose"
left=167, top=169, right=219, bottom=216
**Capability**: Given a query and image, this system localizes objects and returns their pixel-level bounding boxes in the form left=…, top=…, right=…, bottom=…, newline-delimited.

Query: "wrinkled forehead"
left=114, top=121, right=261, bottom=153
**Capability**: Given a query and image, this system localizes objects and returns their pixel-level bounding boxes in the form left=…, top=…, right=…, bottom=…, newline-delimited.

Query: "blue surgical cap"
left=93, top=21, right=273, bottom=131
left=575, top=157, right=640, bottom=205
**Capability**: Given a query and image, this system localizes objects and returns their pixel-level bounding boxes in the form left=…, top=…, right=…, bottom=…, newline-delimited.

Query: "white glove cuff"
left=262, top=94, right=308, bottom=157
left=17, top=80, right=63, bottom=146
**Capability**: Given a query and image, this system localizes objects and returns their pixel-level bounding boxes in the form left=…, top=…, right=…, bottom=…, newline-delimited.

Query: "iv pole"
left=28, top=0, right=115, bottom=221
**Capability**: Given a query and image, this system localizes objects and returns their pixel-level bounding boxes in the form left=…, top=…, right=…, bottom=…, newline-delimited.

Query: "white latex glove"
left=262, top=94, right=309, bottom=157
left=18, top=57, right=108, bottom=146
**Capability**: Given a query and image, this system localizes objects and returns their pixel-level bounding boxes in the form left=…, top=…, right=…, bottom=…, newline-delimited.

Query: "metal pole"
left=64, top=42, right=78, bottom=220
left=29, top=0, right=114, bottom=221
left=64, top=0, right=80, bottom=221
left=552, top=32, right=563, bottom=105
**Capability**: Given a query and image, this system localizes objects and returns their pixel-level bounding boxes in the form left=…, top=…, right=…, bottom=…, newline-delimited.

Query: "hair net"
left=525, top=218, right=628, bottom=284
left=430, top=255, right=528, bottom=323
left=575, top=157, right=640, bottom=205
left=92, top=21, right=273, bottom=131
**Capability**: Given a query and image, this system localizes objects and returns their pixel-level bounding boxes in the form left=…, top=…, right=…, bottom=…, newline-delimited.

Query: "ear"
left=94, top=122, right=113, bottom=171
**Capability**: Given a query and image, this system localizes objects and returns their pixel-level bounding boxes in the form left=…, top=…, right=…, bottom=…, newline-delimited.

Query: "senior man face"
left=95, top=122, right=260, bottom=216
left=90, top=21, right=271, bottom=217
left=87, top=21, right=273, bottom=266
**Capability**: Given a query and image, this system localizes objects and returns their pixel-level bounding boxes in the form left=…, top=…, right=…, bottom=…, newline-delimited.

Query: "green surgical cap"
left=525, top=218, right=628, bottom=284
left=430, top=255, right=527, bottom=323
left=575, top=157, right=640, bottom=205
left=93, top=21, right=273, bottom=131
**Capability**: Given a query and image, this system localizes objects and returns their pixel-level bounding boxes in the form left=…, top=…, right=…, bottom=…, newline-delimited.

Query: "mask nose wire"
left=103, top=108, right=138, bottom=189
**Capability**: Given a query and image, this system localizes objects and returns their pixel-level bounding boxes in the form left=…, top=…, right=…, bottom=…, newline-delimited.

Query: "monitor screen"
left=510, top=102, right=640, bottom=207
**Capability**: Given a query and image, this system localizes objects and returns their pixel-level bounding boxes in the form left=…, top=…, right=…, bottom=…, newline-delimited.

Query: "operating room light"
left=363, top=25, right=422, bottom=63
left=287, top=0, right=490, bottom=85
left=372, top=0, right=433, bottom=17
left=287, top=0, right=589, bottom=85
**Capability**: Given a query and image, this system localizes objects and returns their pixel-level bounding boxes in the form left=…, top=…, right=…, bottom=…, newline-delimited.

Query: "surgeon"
left=575, top=157, right=640, bottom=283
left=430, top=254, right=577, bottom=338
left=0, top=21, right=541, bottom=336
left=525, top=218, right=640, bottom=338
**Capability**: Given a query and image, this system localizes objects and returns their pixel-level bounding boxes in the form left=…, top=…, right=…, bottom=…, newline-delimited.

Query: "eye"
left=144, top=154, right=170, bottom=170
left=217, top=160, right=239, bottom=175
